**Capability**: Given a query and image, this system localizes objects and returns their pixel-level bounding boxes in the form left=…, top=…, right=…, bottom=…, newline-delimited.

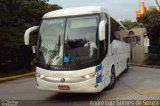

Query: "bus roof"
left=43, top=6, right=108, bottom=18
left=42, top=6, right=128, bottom=31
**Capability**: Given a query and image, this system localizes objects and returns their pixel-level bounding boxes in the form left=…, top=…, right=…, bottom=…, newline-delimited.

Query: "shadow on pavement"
left=47, top=92, right=104, bottom=102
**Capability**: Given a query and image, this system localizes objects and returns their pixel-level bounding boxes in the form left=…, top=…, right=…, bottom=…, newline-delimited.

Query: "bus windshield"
left=37, top=15, right=99, bottom=68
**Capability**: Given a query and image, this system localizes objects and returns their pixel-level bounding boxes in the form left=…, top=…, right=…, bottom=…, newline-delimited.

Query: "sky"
left=49, top=0, right=157, bottom=21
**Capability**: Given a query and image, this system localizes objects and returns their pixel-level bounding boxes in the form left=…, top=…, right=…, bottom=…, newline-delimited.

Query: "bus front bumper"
left=36, top=77, right=104, bottom=93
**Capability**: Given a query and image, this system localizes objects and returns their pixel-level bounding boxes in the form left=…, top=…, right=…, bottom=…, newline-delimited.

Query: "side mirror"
left=24, top=26, right=39, bottom=45
left=99, top=20, right=106, bottom=41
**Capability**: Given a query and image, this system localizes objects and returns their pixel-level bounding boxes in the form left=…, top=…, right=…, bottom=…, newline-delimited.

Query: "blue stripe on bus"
left=95, top=64, right=102, bottom=72
left=96, top=73, right=102, bottom=83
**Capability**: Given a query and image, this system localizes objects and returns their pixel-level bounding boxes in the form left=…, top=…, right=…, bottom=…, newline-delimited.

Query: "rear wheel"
left=106, top=67, right=116, bottom=89
left=124, top=59, right=129, bottom=73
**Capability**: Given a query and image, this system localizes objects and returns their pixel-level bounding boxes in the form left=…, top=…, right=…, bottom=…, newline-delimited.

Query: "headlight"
left=81, top=71, right=102, bottom=79
left=81, top=73, right=95, bottom=79
left=40, top=74, right=46, bottom=79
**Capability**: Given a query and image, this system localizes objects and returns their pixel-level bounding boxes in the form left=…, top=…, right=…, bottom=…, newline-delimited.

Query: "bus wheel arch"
left=106, top=65, right=116, bottom=90
left=124, top=58, right=129, bottom=73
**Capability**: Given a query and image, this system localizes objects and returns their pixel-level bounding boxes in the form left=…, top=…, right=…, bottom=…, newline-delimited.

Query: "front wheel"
left=106, top=67, right=116, bottom=90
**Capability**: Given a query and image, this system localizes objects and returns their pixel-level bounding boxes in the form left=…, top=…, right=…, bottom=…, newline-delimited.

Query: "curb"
left=0, top=72, right=35, bottom=81
left=130, top=63, right=160, bottom=69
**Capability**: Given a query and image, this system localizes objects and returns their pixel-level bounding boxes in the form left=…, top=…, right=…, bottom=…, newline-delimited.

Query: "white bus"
left=24, top=6, right=130, bottom=93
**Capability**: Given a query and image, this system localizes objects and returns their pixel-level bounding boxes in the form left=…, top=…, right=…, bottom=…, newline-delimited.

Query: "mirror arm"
left=24, top=26, right=39, bottom=45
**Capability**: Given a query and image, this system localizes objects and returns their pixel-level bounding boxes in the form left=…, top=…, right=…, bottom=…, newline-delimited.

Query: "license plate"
left=58, top=85, right=70, bottom=90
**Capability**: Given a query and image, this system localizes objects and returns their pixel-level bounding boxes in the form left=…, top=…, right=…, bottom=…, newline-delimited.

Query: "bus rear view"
left=24, top=6, right=130, bottom=93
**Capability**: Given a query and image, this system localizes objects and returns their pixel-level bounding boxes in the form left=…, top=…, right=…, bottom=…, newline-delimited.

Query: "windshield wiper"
left=36, top=35, right=51, bottom=63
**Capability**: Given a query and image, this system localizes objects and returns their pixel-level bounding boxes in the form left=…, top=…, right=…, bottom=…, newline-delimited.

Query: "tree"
left=121, top=19, right=138, bottom=30
left=138, top=10, right=160, bottom=46
left=0, top=0, right=62, bottom=47
left=0, top=0, right=62, bottom=68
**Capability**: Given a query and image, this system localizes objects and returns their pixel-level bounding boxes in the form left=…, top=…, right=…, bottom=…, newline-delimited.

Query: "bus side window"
left=110, top=17, right=120, bottom=43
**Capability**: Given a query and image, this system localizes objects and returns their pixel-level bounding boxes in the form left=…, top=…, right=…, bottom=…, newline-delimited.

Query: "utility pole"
left=155, top=0, right=160, bottom=9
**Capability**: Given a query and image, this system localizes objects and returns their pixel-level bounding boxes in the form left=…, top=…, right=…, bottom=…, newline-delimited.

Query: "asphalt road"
left=0, top=66, right=160, bottom=106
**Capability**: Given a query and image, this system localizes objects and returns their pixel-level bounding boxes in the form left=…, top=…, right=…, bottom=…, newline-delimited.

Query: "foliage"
left=0, top=0, right=62, bottom=47
left=138, top=10, right=160, bottom=46
left=121, top=19, right=139, bottom=30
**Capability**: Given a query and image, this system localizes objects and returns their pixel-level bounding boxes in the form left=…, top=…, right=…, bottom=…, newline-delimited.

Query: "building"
left=130, top=28, right=149, bottom=64
left=136, top=2, right=160, bottom=19
left=136, top=2, right=148, bottom=19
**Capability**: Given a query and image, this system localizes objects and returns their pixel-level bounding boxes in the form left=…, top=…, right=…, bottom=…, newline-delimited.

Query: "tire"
left=106, top=67, right=116, bottom=90
left=124, top=59, right=129, bottom=73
